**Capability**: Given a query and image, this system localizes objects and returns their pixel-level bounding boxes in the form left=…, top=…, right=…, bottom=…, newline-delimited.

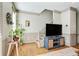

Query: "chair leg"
left=7, top=43, right=12, bottom=56
left=16, top=43, right=19, bottom=56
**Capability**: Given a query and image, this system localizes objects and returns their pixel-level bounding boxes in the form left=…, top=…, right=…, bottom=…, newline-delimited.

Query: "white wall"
left=61, top=8, right=77, bottom=46
left=0, top=2, right=2, bottom=56
left=61, top=10, right=70, bottom=34
left=77, top=11, right=79, bottom=43
left=61, top=10, right=71, bottom=46
left=18, top=10, right=53, bottom=33
left=70, top=10, right=76, bottom=34
left=53, top=11, right=61, bottom=24
left=1, top=2, right=13, bottom=56
left=18, top=10, right=53, bottom=43
left=70, top=9, right=76, bottom=45
left=0, top=33, right=2, bottom=56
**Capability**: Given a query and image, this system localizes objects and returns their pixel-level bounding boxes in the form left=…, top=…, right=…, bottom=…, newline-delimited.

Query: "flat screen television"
left=46, top=24, right=62, bottom=36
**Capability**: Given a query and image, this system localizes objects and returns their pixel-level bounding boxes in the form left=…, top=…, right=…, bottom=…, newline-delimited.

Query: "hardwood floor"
left=10, top=43, right=68, bottom=56
left=48, top=46, right=69, bottom=52
left=72, top=44, right=79, bottom=49
left=72, top=44, right=79, bottom=56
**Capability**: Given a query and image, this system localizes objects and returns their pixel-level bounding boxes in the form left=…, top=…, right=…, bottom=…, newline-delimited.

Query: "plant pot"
left=13, top=35, right=19, bottom=41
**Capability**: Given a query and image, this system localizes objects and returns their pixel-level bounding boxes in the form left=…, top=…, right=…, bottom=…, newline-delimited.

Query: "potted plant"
left=8, top=27, right=25, bottom=45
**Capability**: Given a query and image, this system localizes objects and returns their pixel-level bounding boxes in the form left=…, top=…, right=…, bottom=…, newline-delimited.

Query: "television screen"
left=46, top=24, right=62, bottom=36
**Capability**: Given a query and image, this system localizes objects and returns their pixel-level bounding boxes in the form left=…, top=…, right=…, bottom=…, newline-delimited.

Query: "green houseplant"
left=9, top=27, right=25, bottom=45
left=14, top=27, right=25, bottom=45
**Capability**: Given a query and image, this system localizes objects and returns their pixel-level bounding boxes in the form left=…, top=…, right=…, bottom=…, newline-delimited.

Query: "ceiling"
left=15, top=2, right=79, bottom=13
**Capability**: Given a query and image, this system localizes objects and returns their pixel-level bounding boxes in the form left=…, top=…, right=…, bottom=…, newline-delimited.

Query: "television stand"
left=44, top=35, right=65, bottom=49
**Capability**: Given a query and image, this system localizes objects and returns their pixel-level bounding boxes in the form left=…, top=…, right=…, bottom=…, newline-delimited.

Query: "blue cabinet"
left=44, top=36, right=63, bottom=49
left=44, top=37, right=49, bottom=48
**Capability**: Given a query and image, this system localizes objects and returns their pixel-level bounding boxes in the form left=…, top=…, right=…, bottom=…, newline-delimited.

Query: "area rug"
left=38, top=47, right=78, bottom=56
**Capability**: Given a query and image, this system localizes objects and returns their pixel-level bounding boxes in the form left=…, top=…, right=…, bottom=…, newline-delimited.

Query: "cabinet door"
left=44, top=37, right=49, bottom=48
left=60, top=38, right=64, bottom=46
left=48, top=40, right=53, bottom=48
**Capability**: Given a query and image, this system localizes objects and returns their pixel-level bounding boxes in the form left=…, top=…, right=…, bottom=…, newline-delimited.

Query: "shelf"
left=53, top=41, right=60, bottom=43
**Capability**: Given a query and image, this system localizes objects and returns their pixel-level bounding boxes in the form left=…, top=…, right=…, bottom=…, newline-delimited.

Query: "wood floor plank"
left=10, top=43, right=68, bottom=56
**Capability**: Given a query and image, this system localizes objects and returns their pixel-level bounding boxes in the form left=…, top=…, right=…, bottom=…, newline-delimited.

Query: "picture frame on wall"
left=25, top=20, right=30, bottom=27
